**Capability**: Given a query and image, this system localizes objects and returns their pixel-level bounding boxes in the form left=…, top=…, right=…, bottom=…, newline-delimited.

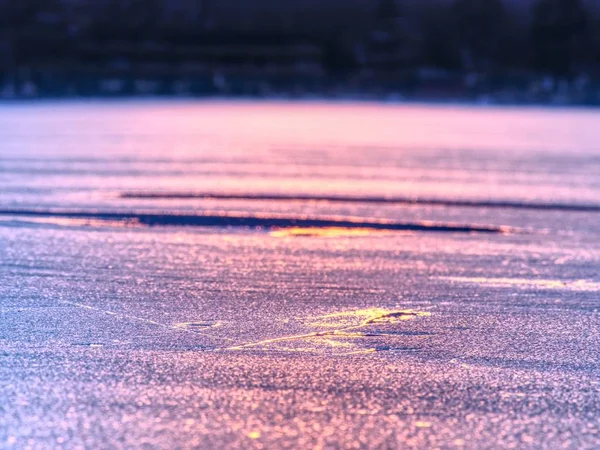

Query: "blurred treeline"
left=0, top=0, right=599, bottom=101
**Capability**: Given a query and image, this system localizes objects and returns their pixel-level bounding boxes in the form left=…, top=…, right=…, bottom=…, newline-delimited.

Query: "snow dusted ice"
left=1, top=101, right=600, bottom=448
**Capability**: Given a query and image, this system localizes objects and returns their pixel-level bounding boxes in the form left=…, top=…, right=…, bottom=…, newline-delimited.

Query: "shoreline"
left=2, top=94, right=600, bottom=110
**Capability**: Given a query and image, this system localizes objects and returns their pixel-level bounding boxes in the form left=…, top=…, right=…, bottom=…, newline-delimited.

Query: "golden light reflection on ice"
left=227, top=307, right=432, bottom=356
left=270, top=227, right=397, bottom=238
left=247, top=431, right=261, bottom=440
left=308, top=308, right=431, bottom=328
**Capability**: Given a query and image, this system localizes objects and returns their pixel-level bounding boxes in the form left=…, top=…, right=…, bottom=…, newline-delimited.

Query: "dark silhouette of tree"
left=1, top=0, right=599, bottom=98
left=88, top=0, right=164, bottom=41
left=417, top=2, right=461, bottom=70
left=376, top=0, right=399, bottom=19
left=366, top=0, right=407, bottom=69
left=452, top=0, right=511, bottom=72
left=591, top=12, right=600, bottom=75
left=531, top=0, right=589, bottom=76
left=0, top=0, right=69, bottom=66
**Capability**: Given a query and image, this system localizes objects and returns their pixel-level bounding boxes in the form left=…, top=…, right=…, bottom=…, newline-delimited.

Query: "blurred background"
left=0, top=0, right=599, bottom=104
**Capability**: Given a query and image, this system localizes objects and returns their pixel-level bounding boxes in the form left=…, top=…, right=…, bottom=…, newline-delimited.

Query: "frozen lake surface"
left=1, top=101, right=600, bottom=448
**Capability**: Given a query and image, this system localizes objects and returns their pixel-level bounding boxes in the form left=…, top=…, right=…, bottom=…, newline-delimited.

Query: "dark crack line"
left=0, top=209, right=510, bottom=234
